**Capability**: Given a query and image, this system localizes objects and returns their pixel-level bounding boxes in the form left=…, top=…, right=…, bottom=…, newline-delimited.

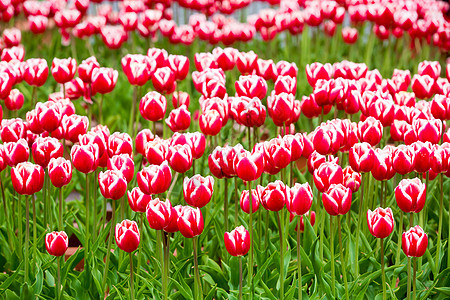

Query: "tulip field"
left=1, top=0, right=450, bottom=299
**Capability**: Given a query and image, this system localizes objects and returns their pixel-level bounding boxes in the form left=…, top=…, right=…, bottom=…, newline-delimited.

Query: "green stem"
left=234, top=177, right=239, bottom=227
left=57, top=256, right=61, bottom=300
left=248, top=180, right=254, bottom=293
left=277, top=211, right=284, bottom=300
left=99, top=94, right=104, bottom=125
left=129, top=86, right=137, bottom=138
left=319, top=192, right=325, bottom=262
left=407, top=256, right=411, bottom=300
left=436, top=174, right=443, bottom=274
left=0, top=177, right=12, bottom=250
left=102, top=200, right=115, bottom=294
left=85, top=174, right=90, bottom=272
left=18, top=194, right=23, bottom=260
left=25, top=195, right=30, bottom=284
left=355, top=172, right=366, bottom=277
left=130, top=252, right=134, bottom=300
left=330, top=215, right=335, bottom=297
left=239, top=256, right=243, bottom=300
left=297, top=216, right=302, bottom=300
left=224, top=178, right=229, bottom=233
left=137, top=214, right=143, bottom=287
left=381, top=238, right=386, bottom=300
left=412, top=257, right=417, bottom=300
left=393, top=210, right=404, bottom=289
left=338, top=216, right=348, bottom=300
left=162, top=231, right=170, bottom=300
left=44, top=174, right=48, bottom=229
left=32, top=195, right=37, bottom=258
left=193, top=236, right=203, bottom=300
left=59, top=188, right=63, bottom=231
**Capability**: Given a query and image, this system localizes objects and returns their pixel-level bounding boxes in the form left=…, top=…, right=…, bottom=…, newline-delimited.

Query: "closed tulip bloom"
left=28, top=15, right=49, bottom=34
left=48, top=157, right=72, bottom=188
left=152, top=67, right=176, bottom=94
left=240, top=189, right=260, bottom=214
left=128, top=187, right=152, bottom=213
left=411, top=141, right=432, bottom=174
left=91, top=67, right=118, bottom=94
left=209, top=145, right=243, bottom=179
left=367, top=207, right=394, bottom=239
left=51, top=58, right=77, bottom=84
left=234, top=149, right=264, bottom=182
left=267, top=92, right=295, bottom=127
left=343, top=166, right=361, bottom=192
left=224, top=226, right=250, bottom=256
left=199, top=110, right=222, bottom=136
left=402, top=225, right=428, bottom=257
left=412, top=118, right=442, bottom=145
left=183, top=175, right=214, bottom=208
left=166, top=104, right=191, bottom=132
left=137, top=161, right=172, bottom=195
left=274, top=75, right=297, bottom=95
left=35, top=101, right=62, bottom=133
left=23, top=58, right=49, bottom=87
left=71, top=143, right=99, bottom=174
left=258, top=180, right=287, bottom=211
left=140, top=91, right=167, bottom=122
left=284, top=133, right=304, bottom=162
left=11, top=162, right=44, bottom=195
left=395, top=178, right=426, bottom=213
left=172, top=91, right=190, bottom=108
left=411, top=74, right=434, bottom=99
left=313, top=161, right=343, bottom=193
left=144, top=138, right=168, bottom=165
left=32, top=137, right=63, bottom=168
left=322, top=184, right=352, bottom=216
left=1, top=118, right=26, bottom=143
left=349, top=142, right=375, bottom=173
left=342, top=27, right=358, bottom=44
left=236, top=51, right=258, bottom=74
left=177, top=206, right=204, bottom=238
left=306, top=62, right=332, bottom=87
left=312, top=124, right=338, bottom=155
left=167, top=55, right=190, bottom=81
left=108, top=132, right=133, bottom=157
left=357, top=117, right=383, bottom=146
left=0, top=145, right=7, bottom=172
left=5, top=89, right=24, bottom=111
left=4, top=139, right=29, bottom=167
left=263, top=137, right=291, bottom=174
left=45, top=231, right=68, bottom=256
left=235, top=75, right=268, bottom=99
left=1, top=46, right=24, bottom=62
left=430, top=145, right=450, bottom=174
left=107, top=154, right=134, bottom=183
left=167, top=144, right=193, bottom=173
left=98, top=170, right=127, bottom=200
left=78, top=56, right=100, bottom=83
left=186, top=132, right=206, bottom=160
left=230, top=96, right=266, bottom=128
left=79, top=131, right=107, bottom=158
left=61, top=114, right=89, bottom=143
left=115, top=220, right=140, bottom=253
left=146, top=198, right=172, bottom=230
left=286, top=183, right=313, bottom=216
left=392, top=145, right=415, bottom=175
left=163, top=205, right=183, bottom=233
left=307, top=151, right=338, bottom=174
left=135, top=129, right=154, bottom=156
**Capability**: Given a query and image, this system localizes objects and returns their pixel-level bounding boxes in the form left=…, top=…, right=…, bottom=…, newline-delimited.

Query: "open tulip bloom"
left=0, top=3, right=449, bottom=299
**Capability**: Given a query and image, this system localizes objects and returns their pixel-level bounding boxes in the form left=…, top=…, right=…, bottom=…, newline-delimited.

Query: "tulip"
left=128, top=187, right=152, bottom=213
left=23, top=58, right=49, bottom=87
left=4, top=139, right=30, bottom=167
left=71, top=143, right=99, bottom=174
left=167, top=144, right=193, bottom=174
left=61, top=114, right=89, bottom=143
left=313, top=161, right=343, bottom=193
left=263, top=137, right=291, bottom=175
left=186, top=132, right=206, bottom=160
left=28, top=16, right=49, bottom=34
left=140, top=91, right=167, bottom=122
left=411, top=74, right=434, bottom=99
left=79, top=132, right=107, bottom=158
left=11, top=162, right=44, bottom=195
left=342, top=27, right=358, bottom=44
left=45, top=231, right=68, bottom=257
left=392, top=145, right=415, bottom=175
left=167, top=55, right=190, bottom=81
left=236, top=51, right=258, bottom=74
left=395, top=178, right=426, bottom=213
left=349, top=142, right=375, bottom=173
left=137, top=162, right=172, bottom=195
left=51, top=58, right=77, bottom=84
left=115, top=219, right=140, bottom=253
left=267, top=92, right=295, bottom=127
left=177, top=206, right=204, bottom=238
left=108, top=132, right=133, bottom=157
left=224, top=226, right=250, bottom=257
left=357, top=117, right=383, bottom=146
left=234, top=149, right=264, bottom=182
left=367, top=207, right=394, bottom=239
left=5, top=89, right=24, bottom=111
left=32, top=137, right=63, bottom=168
left=146, top=198, right=172, bottom=230
left=144, top=138, right=168, bottom=165
left=240, top=189, right=260, bottom=214
left=91, top=67, right=118, bottom=94
left=1, top=118, right=26, bottom=143
left=402, top=225, right=428, bottom=258
left=183, top=175, right=214, bottom=208
left=343, top=166, right=361, bottom=192
left=98, top=170, right=128, bottom=200
left=48, top=157, right=72, bottom=188
left=290, top=211, right=316, bottom=232
left=199, top=110, right=222, bottom=136
left=78, top=56, right=100, bottom=83
left=235, top=75, right=268, bottom=99
left=135, top=129, right=154, bottom=156
left=107, top=154, right=134, bottom=183
left=165, top=104, right=191, bottom=132
left=152, top=67, right=176, bottom=94
left=172, top=91, right=190, bottom=108
left=322, top=184, right=352, bottom=216
left=258, top=181, right=287, bottom=212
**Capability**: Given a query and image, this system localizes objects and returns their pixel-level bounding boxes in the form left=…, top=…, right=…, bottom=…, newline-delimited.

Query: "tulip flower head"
left=367, top=207, right=394, bottom=239
left=115, top=220, right=140, bottom=253
left=45, top=231, right=68, bottom=257
left=224, top=226, right=250, bottom=256
left=402, top=225, right=428, bottom=257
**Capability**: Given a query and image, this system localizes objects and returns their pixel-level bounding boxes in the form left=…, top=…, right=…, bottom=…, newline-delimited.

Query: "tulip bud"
left=240, top=189, right=260, bottom=214
left=224, top=226, right=250, bottom=256
left=234, top=149, right=264, bottom=182
left=61, top=114, right=89, bottom=143
left=165, top=104, right=191, bottom=132
left=78, top=56, right=100, bottom=83
left=258, top=180, right=287, bottom=212
left=128, top=187, right=152, bottom=213
left=263, top=137, right=291, bottom=175
left=357, top=117, right=383, bottom=146
left=322, top=183, right=352, bottom=216
left=137, top=162, right=172, bottom=195
left=140, top=91, right=167, bottom=122
left=183, top=175, right=214, bottom=208
left=365, top=203, right=396, bottom=239
left=115, top=220, right=140, bottom=253
left=286, top=183, right=313, bottom=216
left=152, top=67, right=176, bottom=94
left=51, top=57, right=77, bottom=84
left=313, top=161, right=343, bottom=193
left=1, top=118, right=26, bottom=143
left=392, top=145, right=415, bottom=175
left=98, top=170, right=127, bottom=200
left=5, top=89, right=24, bottom=111
left=395, top=178, right=426, bottom=213
left=48, top=157, right=72, bottom=188
left=402, top=225, right=428, bottom=257
left=71, top=144, right=99, bottom=174
left=107, top=154, right=134, bottom=183
left=177, top=206, right=204, bottom=238
left=11, top=162, right=45, bottom=195
left=45, top=231, right=68, bottom=256
left=146, top=198, right=173, bottom=230
left=4, top=139, right=30, bottom=167
left=135, top=129, right=154, bottom=156
left=91, top=67, right=118, bottom=94
left=343, top=166, right=361, bottom=192
left=349, top=142, right=375, bottom=173
left=108, top=132, right=133, bottom=157
left=167, top=144, right=193, bottom=174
